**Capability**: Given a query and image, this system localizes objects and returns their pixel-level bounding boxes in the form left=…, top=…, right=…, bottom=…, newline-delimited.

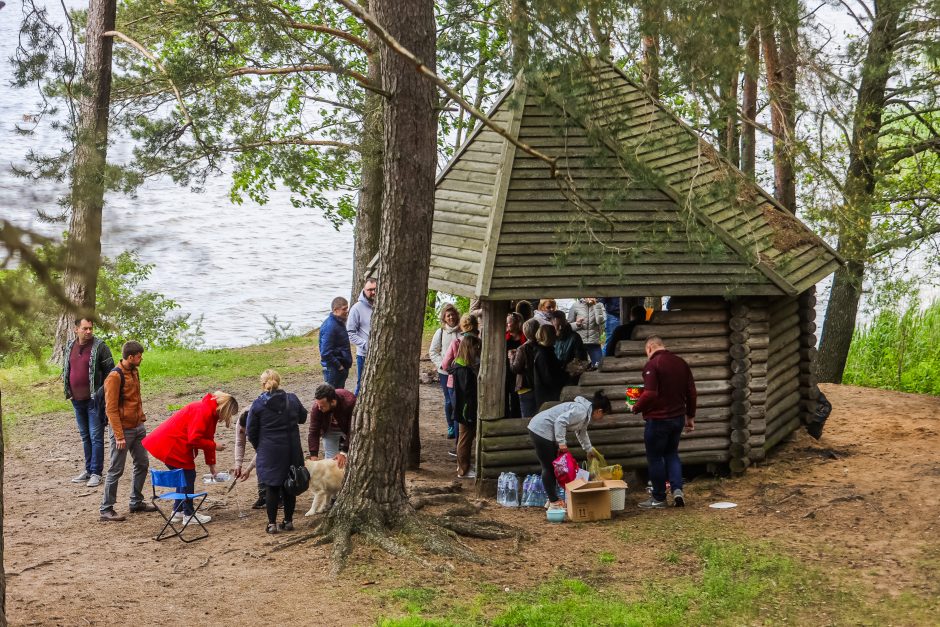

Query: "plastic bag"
left=553, top=451, right=578, bottom=488
left=587, top=450, right=624, bottom=480
left=587, top=449, right=607, bottom=479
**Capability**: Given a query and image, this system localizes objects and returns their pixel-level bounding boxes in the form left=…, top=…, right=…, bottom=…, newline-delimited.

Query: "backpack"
left=94, top=367, right=124, bottom=425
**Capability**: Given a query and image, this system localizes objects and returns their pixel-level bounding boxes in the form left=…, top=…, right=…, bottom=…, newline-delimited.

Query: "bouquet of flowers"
left=625, top=385, right=644, bottom=408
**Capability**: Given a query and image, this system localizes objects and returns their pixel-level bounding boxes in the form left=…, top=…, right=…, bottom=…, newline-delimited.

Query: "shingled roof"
left=428, top=61, right=841, bottom=300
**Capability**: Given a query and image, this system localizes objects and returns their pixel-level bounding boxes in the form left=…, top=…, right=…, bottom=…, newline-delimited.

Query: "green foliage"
left=843, top=298, right=940, bottom=395
left=95, top=251, right=192, bottom=350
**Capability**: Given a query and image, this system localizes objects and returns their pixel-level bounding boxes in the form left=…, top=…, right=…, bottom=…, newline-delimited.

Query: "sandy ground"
left=4, top=377, right=939, bottom=626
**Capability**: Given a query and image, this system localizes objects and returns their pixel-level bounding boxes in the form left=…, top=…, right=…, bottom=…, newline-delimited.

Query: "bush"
left=843, top=299, right=940, bottom=395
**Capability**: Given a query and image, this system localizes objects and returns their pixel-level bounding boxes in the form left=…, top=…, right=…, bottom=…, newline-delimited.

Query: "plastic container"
left=609, top=486, right=626, bottom=511
left=505, top=473, right=519, bottom=507
left=497, top=473, right=507, bottom=506
left=202, top=472, right=231, bottom=484
left=546, top=507, right=566, bottom=523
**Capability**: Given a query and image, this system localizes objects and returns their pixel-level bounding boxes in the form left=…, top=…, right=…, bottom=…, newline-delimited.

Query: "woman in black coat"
left=246, top=369, right=308, bottom=534
left=532, top=324, right=567, bottom=409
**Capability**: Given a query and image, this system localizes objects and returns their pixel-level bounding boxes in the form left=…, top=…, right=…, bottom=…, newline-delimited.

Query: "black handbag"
left=281, top=394, right=311, bottom=496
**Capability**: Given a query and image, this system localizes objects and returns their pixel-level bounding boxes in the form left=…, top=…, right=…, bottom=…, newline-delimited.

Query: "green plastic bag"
left=588, top=449, right=607, bottom=479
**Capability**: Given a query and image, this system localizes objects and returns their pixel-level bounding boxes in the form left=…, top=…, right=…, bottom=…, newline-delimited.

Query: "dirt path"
left=4, top=378, right=939, bottom=625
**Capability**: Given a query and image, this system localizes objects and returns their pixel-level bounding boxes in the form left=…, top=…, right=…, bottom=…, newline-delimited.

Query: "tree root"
left=432, top=516, right=529, bottom=542
left=408, top=480, right=462, bottom=495
left=442, top=503, right=482, bottom=517
left=409, top=493, right=466, bottom=510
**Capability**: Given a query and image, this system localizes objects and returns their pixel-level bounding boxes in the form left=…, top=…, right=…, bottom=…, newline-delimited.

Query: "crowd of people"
left=63, top=287, right=696, bottom=533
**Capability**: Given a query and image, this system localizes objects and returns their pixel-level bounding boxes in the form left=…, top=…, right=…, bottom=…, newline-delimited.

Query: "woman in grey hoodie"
left=567, top=298, right=606, bottom=367
left=527, top=391, right=611, bottom=507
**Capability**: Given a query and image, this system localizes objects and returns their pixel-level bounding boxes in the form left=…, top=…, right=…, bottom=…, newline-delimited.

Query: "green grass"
left=843, top=299, right=940, bottom=394
left=376, top=536, right=875, bottom=626
left=0, top=335, right=313, bottom=425
left=597, top=551, right=616, bottom=565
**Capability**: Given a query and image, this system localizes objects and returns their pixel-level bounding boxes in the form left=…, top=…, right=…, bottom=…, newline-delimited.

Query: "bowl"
left=546, top=508, right=566, bottom=523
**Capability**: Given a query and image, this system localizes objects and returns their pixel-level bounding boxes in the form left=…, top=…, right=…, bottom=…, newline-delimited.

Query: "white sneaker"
left=183, top=513, right=211, bottom=525
left=86, top=474, right=102, bottom=488
left=71, top=471, right=91, bottom=483
left=461, top=470, right=476, bottom=479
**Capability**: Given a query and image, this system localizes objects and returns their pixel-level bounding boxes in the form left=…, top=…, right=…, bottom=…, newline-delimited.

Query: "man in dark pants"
left=631, top=336, right=696, bottom=509
left=319, top=296, right=352, bottom=389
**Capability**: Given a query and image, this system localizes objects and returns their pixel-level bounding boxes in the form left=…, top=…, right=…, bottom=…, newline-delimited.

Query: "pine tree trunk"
left=510, top=0, right=530, bottom=73
left=351, top=39, right=384, bottom=299
left=761, top=4, right=798, bottom=213
left=641, top=6, right=660, bottom=99
left=51, top=0, right=117, bottom=363
left=329, top=0, right=436, bottom=527
left=741, top=27, right=759, bottom=176
left=818, top=2, right=901, bottom=383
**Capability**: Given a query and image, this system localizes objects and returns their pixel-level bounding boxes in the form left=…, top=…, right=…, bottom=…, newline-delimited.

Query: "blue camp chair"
left=149, top=469, right=209, bottom=542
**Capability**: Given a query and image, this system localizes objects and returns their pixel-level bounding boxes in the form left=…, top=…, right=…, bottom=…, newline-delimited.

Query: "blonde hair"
left=260, top=369, right=281, bottom=392
left=536, top=323, right=557, bottom=347
left=538, top=299, right=556, bottom=312
left=211, top=391, right=239, bottom=428
left=459, top=313, right=479, bottom=333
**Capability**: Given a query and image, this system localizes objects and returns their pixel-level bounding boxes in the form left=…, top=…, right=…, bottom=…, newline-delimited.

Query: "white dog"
left=303, top=458, right=344, bottom=516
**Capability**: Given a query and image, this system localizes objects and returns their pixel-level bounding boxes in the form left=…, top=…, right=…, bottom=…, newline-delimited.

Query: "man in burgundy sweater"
left=62, top=318, right=115, bottom=488
left=631, top=336, right=697, bottom=509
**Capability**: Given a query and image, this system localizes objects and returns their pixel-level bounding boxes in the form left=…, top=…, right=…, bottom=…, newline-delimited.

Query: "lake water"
left=0, top=1, right=354, bottom=347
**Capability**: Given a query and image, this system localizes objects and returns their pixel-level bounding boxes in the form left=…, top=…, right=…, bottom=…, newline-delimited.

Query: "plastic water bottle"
left=532, top=475, right=547, bottom=507
left=506, top=474, right=519, bottom=507
left=497, top=473, right=507, bottom=506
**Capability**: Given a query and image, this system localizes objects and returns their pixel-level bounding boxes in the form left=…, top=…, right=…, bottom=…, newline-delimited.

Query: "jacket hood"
left=261, top=389, right=289, bottom=412
left=358, top=291, right=374, bottom=308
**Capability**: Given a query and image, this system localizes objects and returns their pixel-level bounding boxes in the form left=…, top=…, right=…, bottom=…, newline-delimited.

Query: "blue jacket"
left=319, top=313, right=352, bottom=370
left=246, top=390, right=308, bottom=486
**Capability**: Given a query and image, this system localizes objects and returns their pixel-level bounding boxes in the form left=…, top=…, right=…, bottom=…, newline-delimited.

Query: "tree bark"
left=351, top=33, right=384, bottom=300
left=740, top=27, right=759, bottom=176
left=760, top=4, right=798, bottom=213
left=51, top=0, right=117, bottom=363
left=818, top=2, right=901, bottom=383
left=640, top=4, right=660, bottom=99
left=326, top=0, right=436, bottom=544
left=510, top=0, right=530, bottom=74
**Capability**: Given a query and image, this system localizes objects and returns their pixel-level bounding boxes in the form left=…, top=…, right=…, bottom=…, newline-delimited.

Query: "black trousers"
left=529, top=430, right=560, bottom=501
left=266, top=485, right=296, bottom=524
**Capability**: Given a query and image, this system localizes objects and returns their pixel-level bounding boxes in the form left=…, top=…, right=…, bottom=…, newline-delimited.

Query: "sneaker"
left=183, top=512, right=211, bottom=525
left=128, top=502, right=158, bottom=513
left=251, top=497, right=267, bottom=510
left=99, top=508, right=126, bottom=522
left=278, top=520, right=294, bottom=531
left=638, top=497, right=667, bottom=510
left=460, top=470, right=476, bottom=479
left=266, top=523, right=279, bottom=534
left=673, top=489, right=685, bottom=507
left=447, top=449, right=457, bottom=457
left=86, top=474, right=102, bottom=488
left=171, top=512, right=185, bottom=523
left=71, top=471, right=91, bottom=483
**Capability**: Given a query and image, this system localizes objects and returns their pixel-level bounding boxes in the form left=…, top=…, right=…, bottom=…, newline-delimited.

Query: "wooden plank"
left=436, top=187, right=493, bottom=207
left=432, top=220, right=487, bottom=243
left=483, top=283, right=787, bottom=300
left=428, top=276, right=476, bottom=298
left=438, top=176, right=497, bottom=197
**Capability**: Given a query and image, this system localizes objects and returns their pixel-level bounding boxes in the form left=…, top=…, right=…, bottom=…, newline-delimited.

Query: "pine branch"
left=868, top=224, right=940, bottom=258
left=225, top=64, right=380, bottom=93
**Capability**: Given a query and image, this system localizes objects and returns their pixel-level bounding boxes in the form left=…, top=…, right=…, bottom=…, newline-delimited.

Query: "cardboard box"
left=565, top=478, right=611, bottom=522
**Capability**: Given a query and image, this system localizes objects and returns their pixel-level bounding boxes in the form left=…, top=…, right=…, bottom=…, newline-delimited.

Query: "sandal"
left=279, top=520, right=294, bottom=531
left=266, top=523, right=279, bottom=534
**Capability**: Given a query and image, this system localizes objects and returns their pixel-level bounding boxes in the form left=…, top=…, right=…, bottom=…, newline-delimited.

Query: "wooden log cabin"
left=424, top=61, right=842, bottom=481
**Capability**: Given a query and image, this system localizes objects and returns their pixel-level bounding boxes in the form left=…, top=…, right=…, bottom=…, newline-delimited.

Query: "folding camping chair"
left=150, top=469, right=209, bottom=543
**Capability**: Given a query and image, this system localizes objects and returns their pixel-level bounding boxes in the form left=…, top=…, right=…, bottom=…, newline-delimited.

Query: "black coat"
left=452, top=362, right=478, bottom=425
left=246, top=390, right=308, bottom=486
left=533, top=344, right=566, bottom=409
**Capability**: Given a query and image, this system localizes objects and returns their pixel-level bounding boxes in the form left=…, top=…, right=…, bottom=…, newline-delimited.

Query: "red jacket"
left=632, top=349, right=697, bottom=420
left=143, top=394, right=219, bottom=469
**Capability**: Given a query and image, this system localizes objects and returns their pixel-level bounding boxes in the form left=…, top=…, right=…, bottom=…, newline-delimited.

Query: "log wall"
left=763, top=294, right=804, bottom=452
left=477, top=295, right=733, bottom=479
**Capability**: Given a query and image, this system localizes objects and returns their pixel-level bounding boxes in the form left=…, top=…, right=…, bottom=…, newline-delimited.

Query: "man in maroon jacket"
left=307, top=383, right=355, bottom=468
left=631, top=336, right=696, bottom=509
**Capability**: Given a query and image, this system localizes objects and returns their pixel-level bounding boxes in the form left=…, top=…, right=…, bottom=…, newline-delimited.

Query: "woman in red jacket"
left=143, top=391, right=239, bottom=525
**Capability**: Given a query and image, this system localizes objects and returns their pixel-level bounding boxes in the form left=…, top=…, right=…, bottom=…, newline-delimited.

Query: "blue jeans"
left=167, top=466, right=197, bottom=516
left=518, top=391, right=537, bottom=418
left=72, top=399, right=104, bottom=475
left=355, top=355, right=365, bottom=396
left=438, top=374, right=456, bottom=437
left=323, top=364, right=349, bottom=390
left=604, top=315, right=620, bottom=355
left=322, top=431, right=343, bottom=459
left=644, top=416, right=685, bottom=502
left=585, top=343, right=603, bottom=367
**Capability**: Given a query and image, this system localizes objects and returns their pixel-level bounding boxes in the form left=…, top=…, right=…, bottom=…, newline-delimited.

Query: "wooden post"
left=476, top=300, right=509, bottom=490
left=798, top=287, right=819, bottom=425
left=728, top=301, right=751, bottom=474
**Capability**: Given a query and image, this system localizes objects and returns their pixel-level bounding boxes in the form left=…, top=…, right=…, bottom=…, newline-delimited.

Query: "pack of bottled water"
left=497, top=472, right=520, bottom=507
left=521, top=474, right=548, bottom=507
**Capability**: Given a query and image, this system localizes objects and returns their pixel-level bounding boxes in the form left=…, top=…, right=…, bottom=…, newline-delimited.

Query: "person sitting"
left=142, top=391, right=239, bottom=525
left=532, top=324, right=567, bottom=409
left=246, top=369, right=308, bottom=534
left=604, top=305, right=648, bottom=357
left=527, top=391, right=611, bottom=506
left=307, top=383, right=355, bottom=467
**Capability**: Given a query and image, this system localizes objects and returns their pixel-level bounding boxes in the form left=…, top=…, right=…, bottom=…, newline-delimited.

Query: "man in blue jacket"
left=319, top=297, right=353, bottom=389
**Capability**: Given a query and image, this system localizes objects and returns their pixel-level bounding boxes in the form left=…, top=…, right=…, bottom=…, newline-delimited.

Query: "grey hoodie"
left=346, top=290, right=374, bottom=357
left=527, top=396, right=593, bottom=452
